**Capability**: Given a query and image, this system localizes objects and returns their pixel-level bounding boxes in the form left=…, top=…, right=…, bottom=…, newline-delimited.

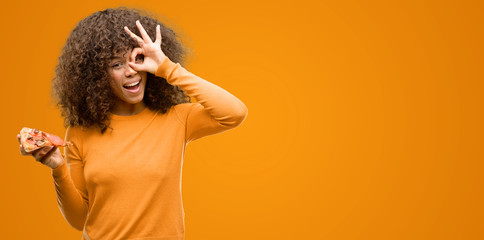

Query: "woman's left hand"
left=124, top=20, right=167, bottom=75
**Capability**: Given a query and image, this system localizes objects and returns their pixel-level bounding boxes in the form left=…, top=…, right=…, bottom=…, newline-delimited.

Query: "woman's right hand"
left=17, top=134, right=64, bottom=169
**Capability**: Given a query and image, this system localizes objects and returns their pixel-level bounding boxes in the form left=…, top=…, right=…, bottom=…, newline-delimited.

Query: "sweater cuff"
left=51, top=160, right=68, bottom=181
left=155, top=57, right=179, bottom=81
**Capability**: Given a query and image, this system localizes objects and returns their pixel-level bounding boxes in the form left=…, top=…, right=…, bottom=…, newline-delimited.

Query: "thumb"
left=38, top=146, right=57, bottom=164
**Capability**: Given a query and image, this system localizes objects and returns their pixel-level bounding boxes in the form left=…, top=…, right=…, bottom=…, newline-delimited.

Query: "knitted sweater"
left=51, top=57, right=248, bottom=240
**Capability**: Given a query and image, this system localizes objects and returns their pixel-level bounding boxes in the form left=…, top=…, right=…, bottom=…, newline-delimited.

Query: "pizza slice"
left=19, top=127, right=72, bottom=153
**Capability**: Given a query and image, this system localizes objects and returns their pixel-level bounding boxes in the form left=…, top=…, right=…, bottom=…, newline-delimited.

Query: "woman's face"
left=107, top=48, right=148, bottom=107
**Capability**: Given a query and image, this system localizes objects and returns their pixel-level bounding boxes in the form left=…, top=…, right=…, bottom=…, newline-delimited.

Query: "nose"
left=125, top=63, right=137, bottom=77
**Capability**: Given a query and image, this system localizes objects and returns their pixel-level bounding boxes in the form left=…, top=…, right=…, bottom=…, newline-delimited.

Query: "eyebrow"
left=110, top=56, right=124, bottom=60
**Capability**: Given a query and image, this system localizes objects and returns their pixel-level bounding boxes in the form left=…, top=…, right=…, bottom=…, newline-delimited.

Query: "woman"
left=17, top=7, right=248, bottom=240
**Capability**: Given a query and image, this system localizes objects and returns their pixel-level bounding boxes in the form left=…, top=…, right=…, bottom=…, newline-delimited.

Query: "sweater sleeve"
left=51, top=127, right=88, bottom=231
left=155, top=57, right=248, bottom=143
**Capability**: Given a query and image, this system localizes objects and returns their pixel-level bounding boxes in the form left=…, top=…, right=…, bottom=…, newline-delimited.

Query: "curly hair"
left=52, top=7, right=192, bottom=133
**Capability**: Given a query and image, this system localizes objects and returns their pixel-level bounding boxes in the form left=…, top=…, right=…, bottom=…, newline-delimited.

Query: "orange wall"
left=1, top=0, right=483, bottom=239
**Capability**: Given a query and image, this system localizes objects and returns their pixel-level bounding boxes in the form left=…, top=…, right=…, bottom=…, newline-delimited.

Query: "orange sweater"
left=51, top=57, right=248, bottom=240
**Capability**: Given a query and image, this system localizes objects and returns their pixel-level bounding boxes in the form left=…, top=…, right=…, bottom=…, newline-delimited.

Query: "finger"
left=17, top=134, right=21, bottom=144
left=130, top=47, right=144, bottom=63
left=154, top=24, right=162, bottom=46
left=127, top=61, right=144, bottom=72
left=38, top=146, right=57, bottom=165
left=32, top=146, right=53, bottom=160
left=30, top=148, right=40, bottom=156
left=124, top=26, right=144, bottom=45
left=136, top=20, right=153, bottom=43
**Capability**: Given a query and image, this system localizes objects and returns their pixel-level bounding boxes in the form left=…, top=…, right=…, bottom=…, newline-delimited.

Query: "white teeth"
left=124, top=81, right=140, bottom=87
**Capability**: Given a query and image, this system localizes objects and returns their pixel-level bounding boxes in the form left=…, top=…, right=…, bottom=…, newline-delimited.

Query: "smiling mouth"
left=123, top=81, right=141, bottom=90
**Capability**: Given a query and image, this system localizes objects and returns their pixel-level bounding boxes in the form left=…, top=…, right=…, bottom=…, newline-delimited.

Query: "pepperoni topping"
left=26, top=138, right=36, bottom=145
left=47, top=134, right=67, bottom=146
left=29, top=129, right=42, bottom=138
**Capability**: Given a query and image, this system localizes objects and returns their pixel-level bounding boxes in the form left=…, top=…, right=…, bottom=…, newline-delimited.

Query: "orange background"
left=1, top=0, right=483, bottom=239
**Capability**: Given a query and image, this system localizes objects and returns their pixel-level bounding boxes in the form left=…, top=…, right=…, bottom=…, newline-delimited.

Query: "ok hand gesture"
left=124, top=20, right=168, bottom=75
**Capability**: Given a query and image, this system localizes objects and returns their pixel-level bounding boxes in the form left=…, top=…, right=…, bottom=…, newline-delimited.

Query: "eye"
left=135, top=55, right=144, bottom=63
left=111, top=62, right=123, bottom=68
